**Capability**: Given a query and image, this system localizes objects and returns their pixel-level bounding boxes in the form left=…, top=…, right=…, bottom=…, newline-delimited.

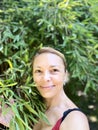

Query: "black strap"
left=61, top=108, right=81, bottom=122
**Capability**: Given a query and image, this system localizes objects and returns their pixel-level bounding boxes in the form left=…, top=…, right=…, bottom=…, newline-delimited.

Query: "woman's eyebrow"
left=34, top=65, right=60, bottom=69
left=50, top=65, right=59, bottom=67
left=34, top=66, right=41, bottom=68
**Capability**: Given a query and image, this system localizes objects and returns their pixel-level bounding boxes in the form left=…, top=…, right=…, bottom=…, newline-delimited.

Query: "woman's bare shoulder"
left=60, top=110, right=90, bottom=130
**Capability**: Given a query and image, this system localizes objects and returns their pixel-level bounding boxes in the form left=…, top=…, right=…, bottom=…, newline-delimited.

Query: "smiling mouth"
left=41, top=85, right=55, bottom=89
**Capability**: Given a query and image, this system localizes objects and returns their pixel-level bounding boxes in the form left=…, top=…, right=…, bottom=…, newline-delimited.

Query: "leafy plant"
left=0, top=0, right=98, bottom=129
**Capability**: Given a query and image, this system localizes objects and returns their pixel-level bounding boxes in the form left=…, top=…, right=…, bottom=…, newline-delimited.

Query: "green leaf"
left=25, top=104, right=38, bottom=116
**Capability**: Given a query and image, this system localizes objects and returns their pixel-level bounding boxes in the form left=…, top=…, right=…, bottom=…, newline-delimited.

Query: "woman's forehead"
left=33, top=53, right=64, bottom=67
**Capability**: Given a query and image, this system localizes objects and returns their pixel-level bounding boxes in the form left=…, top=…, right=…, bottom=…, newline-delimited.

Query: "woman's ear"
left=64, top=70, right=70, bottom=85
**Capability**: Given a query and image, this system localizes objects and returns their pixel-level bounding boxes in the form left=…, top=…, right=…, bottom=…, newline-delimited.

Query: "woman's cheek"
left=34, top=77, right=41, bottom=86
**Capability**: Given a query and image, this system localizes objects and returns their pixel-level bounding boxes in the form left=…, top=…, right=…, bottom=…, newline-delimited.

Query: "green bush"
left=0, top=0, right=98, bottom=129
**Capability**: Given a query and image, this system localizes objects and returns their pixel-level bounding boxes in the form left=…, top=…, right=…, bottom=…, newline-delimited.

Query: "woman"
left=32, top=47, right=90, bottom=130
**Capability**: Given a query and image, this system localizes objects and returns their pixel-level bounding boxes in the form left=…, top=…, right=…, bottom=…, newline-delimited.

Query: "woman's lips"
left=40, top=85, right=55, bottom=89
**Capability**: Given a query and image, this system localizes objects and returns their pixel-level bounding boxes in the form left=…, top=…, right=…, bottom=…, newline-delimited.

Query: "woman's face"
left=33, top=53, right=66, bottom=99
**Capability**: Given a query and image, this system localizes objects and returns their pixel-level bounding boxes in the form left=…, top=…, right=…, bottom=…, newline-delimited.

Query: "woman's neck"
left=44, top=90, right=77, bottom=111
left=45, top=90, right=67, bottom=110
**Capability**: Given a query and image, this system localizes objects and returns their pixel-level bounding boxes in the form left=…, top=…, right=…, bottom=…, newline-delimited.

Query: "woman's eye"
left=52, top=69, right=59, bottom=73
left=35, top=70, right=42, bottom=73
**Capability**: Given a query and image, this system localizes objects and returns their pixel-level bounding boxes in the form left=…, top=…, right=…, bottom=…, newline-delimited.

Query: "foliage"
left=0, top=0, right=98, bottom=129
left=88, top=0, right=98, bottom=22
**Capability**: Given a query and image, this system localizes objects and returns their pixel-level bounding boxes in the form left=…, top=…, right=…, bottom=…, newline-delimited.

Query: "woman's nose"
left=43, top=71, right=51, bottom=81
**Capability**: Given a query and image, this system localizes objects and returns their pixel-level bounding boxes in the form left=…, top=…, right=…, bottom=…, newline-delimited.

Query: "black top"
left=61, top=108, right=81, bottom=122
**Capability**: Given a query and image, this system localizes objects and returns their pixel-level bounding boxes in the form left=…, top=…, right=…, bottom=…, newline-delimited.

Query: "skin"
left=33, top=53, right=90, bottom=130
left=0, top=98, right=14, bottom=127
